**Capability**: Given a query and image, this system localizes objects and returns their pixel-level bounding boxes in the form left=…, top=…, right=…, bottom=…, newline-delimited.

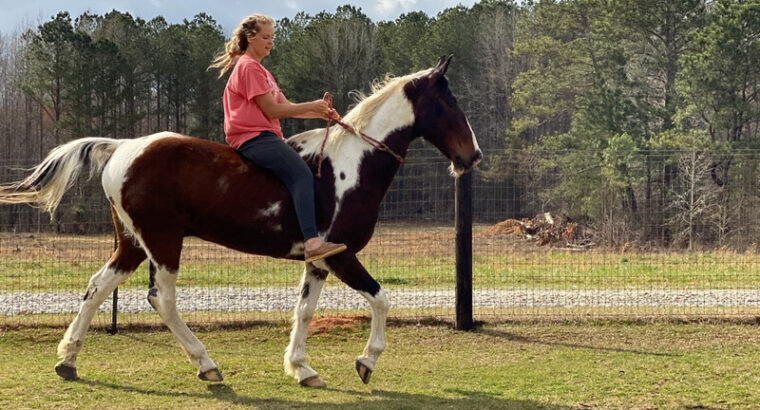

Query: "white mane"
left=289, top=69, right=432, bottom=156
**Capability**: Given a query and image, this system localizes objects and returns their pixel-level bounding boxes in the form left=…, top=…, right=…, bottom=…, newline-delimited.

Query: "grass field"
left=2, top=226, right=760, bottom=292
left=1, top=320, right=760, bottom=409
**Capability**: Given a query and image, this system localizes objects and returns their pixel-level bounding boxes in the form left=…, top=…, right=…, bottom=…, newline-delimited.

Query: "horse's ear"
left=433, top=55, right=453, bottom=77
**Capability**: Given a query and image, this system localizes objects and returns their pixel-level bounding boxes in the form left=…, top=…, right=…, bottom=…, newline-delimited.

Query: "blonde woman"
left=210, top=14, right=346, bottom=262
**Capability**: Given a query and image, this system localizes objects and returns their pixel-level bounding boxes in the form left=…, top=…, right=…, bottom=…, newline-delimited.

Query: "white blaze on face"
left=467, top=119, right=481, bottom=154
left=448, top=119, right=481, bottom=175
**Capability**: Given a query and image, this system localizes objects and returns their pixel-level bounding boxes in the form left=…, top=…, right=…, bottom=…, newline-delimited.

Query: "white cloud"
left=373, top=0, right=418, bottom=18
left=399, top=0, right=418, bottom=9
left=284, top=1, right=300, bottom=12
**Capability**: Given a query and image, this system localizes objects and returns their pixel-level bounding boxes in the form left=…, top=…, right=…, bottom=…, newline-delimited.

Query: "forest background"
left=1, top=0, right=760, bottom=250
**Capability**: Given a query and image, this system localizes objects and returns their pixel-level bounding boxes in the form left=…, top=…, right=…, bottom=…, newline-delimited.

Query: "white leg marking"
left=288, top=242, right=305, bottom=258
left=311, top=259, right=330, bottom=272
left=284, top=265, right=325, bottom=382
left=149, top=265, right=217, bottom=373
left=57, top=265, right=131, bottom=367
left=356, top=289, right=390, bottom=370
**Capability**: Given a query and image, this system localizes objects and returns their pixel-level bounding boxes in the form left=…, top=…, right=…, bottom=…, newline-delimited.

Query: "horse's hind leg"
left=284, top=263, right=328, bottom=387
left=143, top=234, right=221, bottom=381
left=320, top=252, right=389, bottom=385
left=55, top=222, right=146, bottom=380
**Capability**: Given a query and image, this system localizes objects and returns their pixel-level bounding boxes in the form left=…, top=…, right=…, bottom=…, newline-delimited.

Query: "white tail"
left=0, top=137, right=125, bottom=217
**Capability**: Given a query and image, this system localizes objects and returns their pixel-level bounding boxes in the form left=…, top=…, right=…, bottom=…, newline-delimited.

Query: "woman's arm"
left=254, top=92, right=331, bottom=120
left=281, top=96, right=324, bottom=119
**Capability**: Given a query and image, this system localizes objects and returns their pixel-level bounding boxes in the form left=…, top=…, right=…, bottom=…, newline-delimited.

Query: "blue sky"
left=1, top=0, right=481, bottom=35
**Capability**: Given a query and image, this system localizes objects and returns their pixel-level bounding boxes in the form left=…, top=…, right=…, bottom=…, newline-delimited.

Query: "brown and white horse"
left=0, top=56, right=481, bottom=387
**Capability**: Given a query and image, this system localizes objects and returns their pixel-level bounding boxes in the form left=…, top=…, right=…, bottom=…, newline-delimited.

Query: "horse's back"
left=107, top=133, right=303, bottom=257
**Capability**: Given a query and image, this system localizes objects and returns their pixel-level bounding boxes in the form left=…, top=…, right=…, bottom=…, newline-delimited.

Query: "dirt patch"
left=308, top=315, right=370, bottom=334
left=0, top=232, right=114, bottom=260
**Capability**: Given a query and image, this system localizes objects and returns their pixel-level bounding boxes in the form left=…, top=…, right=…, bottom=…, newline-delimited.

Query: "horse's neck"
left=291, top=89, right=417, bottom=199
left=317, top=124, right=415, bottom=243
left=320, top=123, right=414, bottom=205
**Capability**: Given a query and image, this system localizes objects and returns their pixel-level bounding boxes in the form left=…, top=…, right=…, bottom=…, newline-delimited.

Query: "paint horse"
left=0, top=56, right=481, bottom=387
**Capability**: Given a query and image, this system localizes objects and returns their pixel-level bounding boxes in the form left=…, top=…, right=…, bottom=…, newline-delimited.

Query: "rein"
left=315, top=92, right=405, bottom=178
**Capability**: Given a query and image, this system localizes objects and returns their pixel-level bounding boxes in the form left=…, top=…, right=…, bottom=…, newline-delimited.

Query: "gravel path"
left=2, top=287, right=760, bottom=315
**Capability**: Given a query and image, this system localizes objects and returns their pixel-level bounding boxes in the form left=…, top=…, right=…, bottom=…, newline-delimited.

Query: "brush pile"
left=478, top=212, right=594, bottom=249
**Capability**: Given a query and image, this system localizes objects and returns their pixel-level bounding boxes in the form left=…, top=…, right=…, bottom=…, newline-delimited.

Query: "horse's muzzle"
left=452, top=150, right=484, bottom=174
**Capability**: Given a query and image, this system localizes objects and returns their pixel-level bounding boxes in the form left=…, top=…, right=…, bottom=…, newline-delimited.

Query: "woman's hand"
left=325, top=108, right=341, bottom=121
left=309, top=100, right=341, bottom=121
left=309, top=100, right=332, bottom=119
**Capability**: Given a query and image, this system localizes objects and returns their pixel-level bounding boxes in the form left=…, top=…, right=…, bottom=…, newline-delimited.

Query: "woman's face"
left=247, top=23, right=274, bottom=61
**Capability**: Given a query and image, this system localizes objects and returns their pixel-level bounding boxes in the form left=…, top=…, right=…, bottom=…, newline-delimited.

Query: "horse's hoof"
left=299, top=375, right=326, bottom=388
left=198, top=368, right=223, bottom=382
left=355, top=359, right=372, bottom=384
left=55, top=363, right=78, bottom=381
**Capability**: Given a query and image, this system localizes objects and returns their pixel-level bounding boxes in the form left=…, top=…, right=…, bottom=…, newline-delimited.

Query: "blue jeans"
left=237, top=131, right=318, bottom=240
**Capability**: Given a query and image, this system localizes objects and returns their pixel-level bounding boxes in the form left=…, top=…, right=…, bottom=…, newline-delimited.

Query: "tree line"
left=1, top=0, right=760, bottom=248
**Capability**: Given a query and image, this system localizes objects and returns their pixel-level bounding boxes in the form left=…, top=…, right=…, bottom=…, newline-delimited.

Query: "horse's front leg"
left=321, top=252, right=390, bottom=384
left=285, top=263, right=328, bottom=387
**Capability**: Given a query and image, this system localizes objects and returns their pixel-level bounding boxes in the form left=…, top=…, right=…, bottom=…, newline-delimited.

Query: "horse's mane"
left=290, top=68, right=432, bottom=153
left=334, top=69, right=431, bottom=139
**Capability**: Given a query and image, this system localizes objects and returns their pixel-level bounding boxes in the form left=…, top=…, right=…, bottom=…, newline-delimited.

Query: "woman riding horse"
left=0, top=53, right=481, bottom=387
left=210, top=13, right=347, bottom=263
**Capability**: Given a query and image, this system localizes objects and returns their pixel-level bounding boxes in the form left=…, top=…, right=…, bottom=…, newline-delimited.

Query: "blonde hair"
left=209, top=14, right=274, bottom=77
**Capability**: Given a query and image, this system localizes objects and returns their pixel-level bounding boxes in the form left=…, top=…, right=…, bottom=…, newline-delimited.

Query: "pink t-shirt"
left=223, top=54, right=284, bottom=149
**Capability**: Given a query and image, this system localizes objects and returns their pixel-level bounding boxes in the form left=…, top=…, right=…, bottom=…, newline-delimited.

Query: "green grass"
left=3, top=250, right=760, bottom=292
left=1, top=321, right=759, bottom=408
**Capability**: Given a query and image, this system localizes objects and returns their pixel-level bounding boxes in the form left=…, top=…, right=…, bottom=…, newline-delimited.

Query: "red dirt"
left=308, top=315, right=370, bottom=334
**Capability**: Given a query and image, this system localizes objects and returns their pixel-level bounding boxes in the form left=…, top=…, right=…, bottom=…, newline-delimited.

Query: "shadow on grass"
left=476, top=327, right=676, bottom=357
left=111, top=319, right=676, bottom=360
left=74, top=378, right=578, bottom=409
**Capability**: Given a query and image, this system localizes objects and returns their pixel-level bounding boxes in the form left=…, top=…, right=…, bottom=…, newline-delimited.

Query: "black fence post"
left=455, top=172, right=474, bottom=330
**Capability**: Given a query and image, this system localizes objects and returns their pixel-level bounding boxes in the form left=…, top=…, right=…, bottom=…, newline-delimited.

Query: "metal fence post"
left=455, top=172, right=474, bottom=330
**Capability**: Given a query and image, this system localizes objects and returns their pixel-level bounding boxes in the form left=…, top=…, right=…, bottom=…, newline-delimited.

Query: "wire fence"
left=2, top=146, right=760, bottom=327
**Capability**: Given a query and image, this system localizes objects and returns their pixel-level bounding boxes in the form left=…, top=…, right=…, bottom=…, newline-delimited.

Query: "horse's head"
left=406, top=56, right=483, bottom=175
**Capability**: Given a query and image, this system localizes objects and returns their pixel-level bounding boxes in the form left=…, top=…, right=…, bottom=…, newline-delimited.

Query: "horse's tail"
left=0, top=137, right=126, bottom=218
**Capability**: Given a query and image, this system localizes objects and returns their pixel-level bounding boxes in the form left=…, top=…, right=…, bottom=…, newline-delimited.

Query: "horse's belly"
left=191, top=222, right=303, bottom=260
